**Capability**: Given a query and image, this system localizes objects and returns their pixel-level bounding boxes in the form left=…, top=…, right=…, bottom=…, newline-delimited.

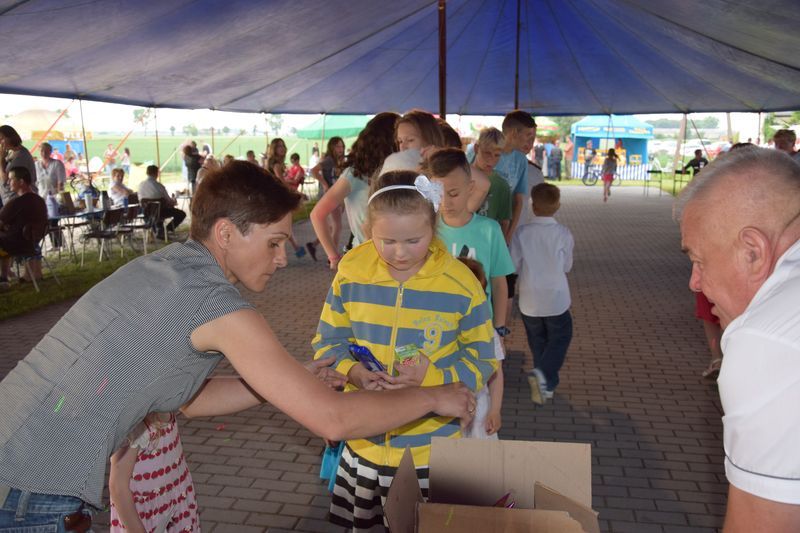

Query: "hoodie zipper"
left=384, top=283, right=404, bottom=464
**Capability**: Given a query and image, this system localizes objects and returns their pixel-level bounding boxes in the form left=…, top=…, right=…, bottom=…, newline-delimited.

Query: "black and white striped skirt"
left=329, top=445, right=429, bottom=532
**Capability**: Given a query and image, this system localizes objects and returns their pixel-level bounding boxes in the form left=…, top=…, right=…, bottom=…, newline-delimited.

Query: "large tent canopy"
left=1, top=0, right=798, bottom=115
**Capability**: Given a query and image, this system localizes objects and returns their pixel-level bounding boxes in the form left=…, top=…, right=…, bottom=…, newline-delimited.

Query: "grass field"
left=22, top=134, right=358, bottom=188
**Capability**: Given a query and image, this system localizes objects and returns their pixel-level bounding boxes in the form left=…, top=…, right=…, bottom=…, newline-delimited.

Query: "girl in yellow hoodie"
left=314, top=170, right=497, bottom=531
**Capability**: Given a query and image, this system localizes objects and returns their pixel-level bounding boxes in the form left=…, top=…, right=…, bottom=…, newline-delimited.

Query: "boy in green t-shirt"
left=427, top=148, right=515, bottom=328
left=427, top=148, right=515, bottom=438
left=473, top=128, right=512, bottom=236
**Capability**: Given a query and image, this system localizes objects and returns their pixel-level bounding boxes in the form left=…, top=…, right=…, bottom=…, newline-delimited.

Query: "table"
left=50, top=209, right=105, bottom=260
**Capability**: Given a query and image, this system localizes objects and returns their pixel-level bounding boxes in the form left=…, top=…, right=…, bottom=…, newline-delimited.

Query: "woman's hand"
left=347, top=363, right=386, bottom=390
left=427, top=383, right=477, bottom=426
left=305, top=356, right=347, bottom=390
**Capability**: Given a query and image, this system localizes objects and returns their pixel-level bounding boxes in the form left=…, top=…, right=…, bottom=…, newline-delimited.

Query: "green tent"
left=295, top=114, right=370, bottom=139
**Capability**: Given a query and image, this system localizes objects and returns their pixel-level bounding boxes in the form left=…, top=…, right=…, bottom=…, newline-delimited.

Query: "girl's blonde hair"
left=367, top=170, right=437, bottom=232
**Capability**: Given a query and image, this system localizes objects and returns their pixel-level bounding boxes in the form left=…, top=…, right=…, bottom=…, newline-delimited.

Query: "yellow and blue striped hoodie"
left=312, top=238, right=497, bottom=468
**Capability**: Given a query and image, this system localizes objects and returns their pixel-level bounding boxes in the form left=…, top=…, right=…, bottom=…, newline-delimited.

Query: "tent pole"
left=264, top=113, right=269, bottom=167
left=757, top=112, right=763, bottom=144
left=438, top=0, right=446, bottom=117
left=78, top=99, right=91, bottom=175
left=211, top=125, right=216, bottom=155
left=514, top=0, right=521, bottom=109
left=154, top=108, right=161, bottom=168
left=672, top=113, right=688, bottom=195
left=321, top=113, right=327, bottom=155
left=726, top=112, right=733, bottom=143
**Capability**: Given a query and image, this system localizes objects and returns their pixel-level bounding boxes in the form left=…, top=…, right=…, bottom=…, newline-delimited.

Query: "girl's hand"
left=347, top=363, right=385, bottom=390
left=328, top=255, right=341, bottom=270
left=486, top=409, right=502, bottom=435
left=382, top=355, right=430, bottom=388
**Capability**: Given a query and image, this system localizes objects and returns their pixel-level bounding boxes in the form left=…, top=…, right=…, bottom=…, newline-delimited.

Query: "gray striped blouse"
left=0, top=239, right=253, bottom=508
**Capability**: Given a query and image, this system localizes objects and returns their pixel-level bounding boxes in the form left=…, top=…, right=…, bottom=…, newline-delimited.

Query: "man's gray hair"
left=674, top=146, right=800, bottom=222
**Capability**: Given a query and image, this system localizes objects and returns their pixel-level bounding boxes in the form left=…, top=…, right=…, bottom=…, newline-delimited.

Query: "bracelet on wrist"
left=495, top=326, right=511, bottom=337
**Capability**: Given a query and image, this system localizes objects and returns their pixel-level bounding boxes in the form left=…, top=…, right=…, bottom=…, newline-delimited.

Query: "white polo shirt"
left=510, top=216, right=574, bottom=317
left=719, top=239, right=800, bottom=504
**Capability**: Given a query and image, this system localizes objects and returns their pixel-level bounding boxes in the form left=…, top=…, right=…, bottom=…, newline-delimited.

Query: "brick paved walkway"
left=0, top=185, right=725, bottom=532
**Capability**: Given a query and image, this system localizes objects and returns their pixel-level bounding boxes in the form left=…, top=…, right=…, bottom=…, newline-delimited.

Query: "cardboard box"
left=385, top=438, right=600, bottom=533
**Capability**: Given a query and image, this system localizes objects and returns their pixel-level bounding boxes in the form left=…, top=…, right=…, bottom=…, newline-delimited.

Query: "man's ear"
left=738, top=227, right=772, bottom=282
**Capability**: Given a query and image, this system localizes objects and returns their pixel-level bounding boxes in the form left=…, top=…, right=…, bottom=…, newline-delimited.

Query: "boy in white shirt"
left=510, top=183, right=574, bottom=404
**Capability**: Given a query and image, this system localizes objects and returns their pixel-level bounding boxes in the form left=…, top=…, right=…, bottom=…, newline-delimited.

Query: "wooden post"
left=78, top=99, right=90, bottom=173
left=438, top=0, right=446, bottom=117
left=320, top=113, right=327, bottom=153
left=726, top=112, right=733, bottom=144
left=514, top=0, right=521, bottom=109
left=154, top=108, right=161, bottom=168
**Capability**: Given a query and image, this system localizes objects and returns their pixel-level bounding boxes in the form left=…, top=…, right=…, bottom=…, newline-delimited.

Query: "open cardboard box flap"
left=428, top=437, right=591, bottom=508
left=417, top=504, right=584, bottom=533
left=385, top=439, right=599, bottom=533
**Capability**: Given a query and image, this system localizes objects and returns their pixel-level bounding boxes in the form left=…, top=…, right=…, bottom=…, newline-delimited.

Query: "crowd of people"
left=0, top=110, right=799, bottom=532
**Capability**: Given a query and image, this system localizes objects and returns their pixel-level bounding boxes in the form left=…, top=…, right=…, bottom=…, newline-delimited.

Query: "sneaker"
left=527, top=375, right=544, bottom=405
left=306, top=242, right=318, bottom=261
left=295, top=246, right=306, bottom=258
left=542, top=388, right=554, bottom=400
left=531, top=368, right=547, bottom=389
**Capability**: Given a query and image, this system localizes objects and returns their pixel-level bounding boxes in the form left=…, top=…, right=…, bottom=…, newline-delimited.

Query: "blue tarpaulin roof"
left=1, top=0, right=798, bottom=115
left=571, top=115, right=654, bottom=139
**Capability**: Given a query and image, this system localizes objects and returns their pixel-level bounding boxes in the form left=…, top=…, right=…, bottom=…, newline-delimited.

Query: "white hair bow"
left=367, top=174, right=444, bottom=212
left=413, top=175, right=443, bottom=212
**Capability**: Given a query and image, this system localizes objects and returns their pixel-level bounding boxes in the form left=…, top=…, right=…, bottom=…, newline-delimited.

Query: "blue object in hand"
left=348, top=344, right=385, bottom=373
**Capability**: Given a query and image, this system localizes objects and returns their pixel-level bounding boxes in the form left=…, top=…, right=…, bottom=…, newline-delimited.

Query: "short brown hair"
left=191, top=160, right=302, bottom=240
left=111, top=168, right=125, bottom=179
left=8, top=166, right=32, bottom=184
left=396, top=110, right=445, bottom=149
left=774, top=129, right=796, bottom=144
left=367, top=170, right=437, bottom=232
left=531, top=182, right=560, bottom=214
left=438, top=119, right=462, bottom=148
left=502, top=110, right=536, bottom=134
left=458, top=257, right=487, bottom=290
left=423, top=147, right=471, bottom=179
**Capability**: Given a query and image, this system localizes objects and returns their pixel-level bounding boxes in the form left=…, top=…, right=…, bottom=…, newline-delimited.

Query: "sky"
left=0, top=93, right=763, bottom=140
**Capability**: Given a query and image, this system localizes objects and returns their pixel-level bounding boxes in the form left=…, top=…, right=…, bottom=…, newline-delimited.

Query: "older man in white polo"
left=678, top=146, right=800, bottom=532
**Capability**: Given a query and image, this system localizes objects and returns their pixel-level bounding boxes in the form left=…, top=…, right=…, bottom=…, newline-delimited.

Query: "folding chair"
left=141, top=199, right=170, bottom=243
left=122, top=202, right=159, bottom=254
left=10, top=219, right=62, bottom=293
left=81, top=207, right=125, bottom=266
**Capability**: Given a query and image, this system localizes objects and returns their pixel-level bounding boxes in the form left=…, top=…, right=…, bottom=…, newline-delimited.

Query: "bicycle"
left=581, top=165, right=620, bottom=186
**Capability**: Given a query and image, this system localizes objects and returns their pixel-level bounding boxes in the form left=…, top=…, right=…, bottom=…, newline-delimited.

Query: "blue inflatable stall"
left=570, top=115, right=654, bottom=181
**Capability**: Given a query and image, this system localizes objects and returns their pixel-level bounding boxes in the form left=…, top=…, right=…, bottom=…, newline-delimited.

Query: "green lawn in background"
left=23, top=134, right=356, bottom=192
left=24, top=135, right=357, bottom=173
left=1, top=200, right=317, bottom=320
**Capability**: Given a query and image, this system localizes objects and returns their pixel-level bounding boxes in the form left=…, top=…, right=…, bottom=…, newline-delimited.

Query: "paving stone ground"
left=0, top=185, right=726, bottom=532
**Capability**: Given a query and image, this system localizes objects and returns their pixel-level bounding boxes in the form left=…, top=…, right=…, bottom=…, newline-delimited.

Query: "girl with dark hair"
left=310, top=112, right=399, bottom=269
left=307, top=137, right=346, bottom=260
